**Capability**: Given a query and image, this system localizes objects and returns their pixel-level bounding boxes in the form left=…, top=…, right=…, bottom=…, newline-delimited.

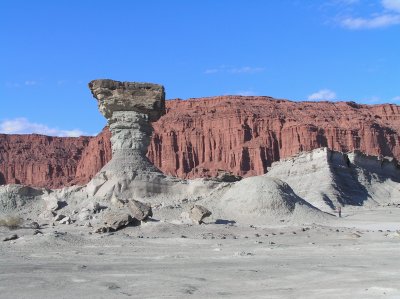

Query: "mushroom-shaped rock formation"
left=89, top=79, right=165, bottom=175
left=85, top=79, right=174, bottom=200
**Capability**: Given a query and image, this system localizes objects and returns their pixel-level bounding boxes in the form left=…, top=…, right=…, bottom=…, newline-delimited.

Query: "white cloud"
left=339, top=0, right=400, bottom=29
left=383, top=0, right=400, bottom=12
left=392, top=96, right=400, bottom=101
left=361, top=96, right=383, bottom=104
left=204, top=69, right=219, bottom=74
left=0, top=118, right=87, bottom=137
left=57, top=80, right=67, bottom=85
left=204, top=65, right=265, bottom=74
left=24, top=80, right=37, bottom=86
left=308, top=89, right=337, bottom=101
left=341, top=14, right=400, bottom=29
left=230, top=66, right=265, bottom=74
left=330, top=0, right=359, bottom=5
left=5, top=82, right=21, bottom=88
left=235, top=90, right=257, bottom=96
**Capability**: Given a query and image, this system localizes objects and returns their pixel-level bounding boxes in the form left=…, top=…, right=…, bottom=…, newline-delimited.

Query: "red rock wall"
left=148, top=97, right=400, bottom=178
left=0, top=128, right=111, bottom=189
left=1, top=96, right=400, bottom=188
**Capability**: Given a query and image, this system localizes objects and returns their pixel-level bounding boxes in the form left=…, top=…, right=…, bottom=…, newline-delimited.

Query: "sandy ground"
left=1, top=206, right=400, bottom=299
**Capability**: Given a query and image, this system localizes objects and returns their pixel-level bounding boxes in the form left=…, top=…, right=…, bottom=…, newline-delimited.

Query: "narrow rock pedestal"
left=87, top=79, right=167, bottom=199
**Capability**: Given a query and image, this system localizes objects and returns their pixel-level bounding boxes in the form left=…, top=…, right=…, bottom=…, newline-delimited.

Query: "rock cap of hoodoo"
left=88, top=79, right=165, bottom=122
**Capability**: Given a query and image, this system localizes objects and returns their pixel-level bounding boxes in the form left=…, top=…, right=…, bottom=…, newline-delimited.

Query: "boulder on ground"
left=53, top=214, right=66, bottom=222
left=111, top=195, right=127, bottom=208
left=95, top=211, right=134, bottom=233
left=94, top=226, right=114, bottom=233
left=59, top=216, right=72, bottom=225
left=127, top=200, right=152, bottom=221
left=189, top=205, right=212, bottom=224
left=44, top=196, right=62, bottom=212
left=78, top=209, right=92, bottom=221
left=216, top=170, right=242, bottom=182
left=29, top=221, right=40, bottom=229
left=87, top=202, right=102, bottom=213
left=39, top=210, right=56, bottom=220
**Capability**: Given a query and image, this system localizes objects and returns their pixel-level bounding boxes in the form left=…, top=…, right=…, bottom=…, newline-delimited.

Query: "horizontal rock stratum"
left=1, top=95, right=400, bottom=188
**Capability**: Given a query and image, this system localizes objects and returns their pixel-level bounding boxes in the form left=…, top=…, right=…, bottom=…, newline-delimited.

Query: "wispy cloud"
left=235, top=90, right=257, bottom=96
left=204, top=65, right=265, bottom=75
left=57, top=80, right=68, bottom=86
left=24, top=80, right=37, bottom=86
left=0, top=118, right=87, bottom=137
left=230, top=66, right=265, bottom=74
left=341, top=14, right=400, bottom=29
left=361, top=96, right=383, bottom=104
left=5, top=80, right=38, bottom=88
left=392, top=96, right=400, bottom=101
left=204, top=68, right=219, bottom=74
left=308, top=89, right=337, bottom=101
left=5, top=82, right=21, bottom=88
left=339, top=0, right=400, bottom=29
left=383, top=0, right=400, bottom=12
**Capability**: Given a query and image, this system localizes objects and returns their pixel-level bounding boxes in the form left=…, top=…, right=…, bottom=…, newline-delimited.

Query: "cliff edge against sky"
left=1, top=96, right=399, bottom=188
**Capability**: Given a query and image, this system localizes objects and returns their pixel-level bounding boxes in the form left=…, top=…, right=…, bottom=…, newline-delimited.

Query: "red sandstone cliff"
left=1, top=96, right=400, bottom=188
left=148, top=97, right=400, bottom=178
left=0, top=128, right=111, bottom=189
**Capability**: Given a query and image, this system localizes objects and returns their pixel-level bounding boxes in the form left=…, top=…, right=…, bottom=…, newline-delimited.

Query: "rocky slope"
left=1, top=96, right=400, bottom=188
left=266, top=147, right=400, bottom=212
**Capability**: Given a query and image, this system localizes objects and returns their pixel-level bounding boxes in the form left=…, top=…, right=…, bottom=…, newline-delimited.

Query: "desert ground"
left=1, top=206, right=400, bottom=299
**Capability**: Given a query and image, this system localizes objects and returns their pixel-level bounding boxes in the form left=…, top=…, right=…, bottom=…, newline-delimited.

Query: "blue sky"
left=1, top=0, right=399, bottom=136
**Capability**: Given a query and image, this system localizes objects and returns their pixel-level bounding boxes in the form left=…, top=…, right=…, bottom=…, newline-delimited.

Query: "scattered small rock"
left=235, top=251, right=254, bottom=256
left=29, top=221, right=40, bottom=229
left=33, top=230, right=43, bottom=235
left=351, top=233, right=361, bottom=238
left=216, top=170, right=242, bottom=182
left=78, top=210, right=92, bottom=221
left=39, top=210, right=56, bottom=220
left=59, top=216, right=72, bottom=225
left=85, top=222, right=92, bottom=228
left=53, top=214, right=66, bottom=222
left=111, top=196, right=127, bottom=208
left=94, top=226, right=115, bottom=234
left=88, top=202, right=102, bottom=213
left=3, top=234, right=18, bottom=242
left=44, top=196, right=62, bottom=212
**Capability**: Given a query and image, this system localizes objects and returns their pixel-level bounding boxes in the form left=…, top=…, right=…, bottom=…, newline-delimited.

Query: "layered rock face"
left=85, top=79, right=172, bottom=200
left=266, top=147, right=400, bottom=212
left=0, top=129, right=111, bottom=189
left=1, top=95, right=400, bottom=188
left=148, top=97, right=400, bottom=178
left=88, top=79, right=165, bottom=175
